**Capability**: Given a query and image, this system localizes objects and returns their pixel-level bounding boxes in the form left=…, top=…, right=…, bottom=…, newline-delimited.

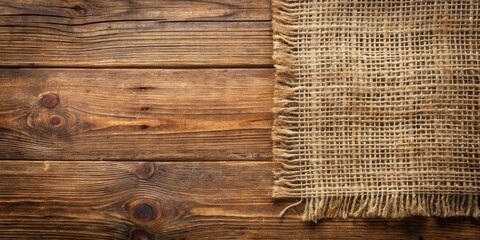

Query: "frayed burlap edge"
left=271, top=0, right=300, bottom=207
left=271, top=0, right=313, bottom=220
left=270, top=0, right=480, bottom=222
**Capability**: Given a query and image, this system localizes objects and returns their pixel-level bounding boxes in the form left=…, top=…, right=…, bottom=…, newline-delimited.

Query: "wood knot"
left=135, top=162, right=156, bottom=180
left=128, top=200, right=159, bottom=223
left=72, top=5, right=88, bottom=15
left=129, top=229, right=150, bottom=240
left=40, top=93, right=59, bottom=108
left=49, top=115, right=65, bottom=127
left=27, top=108, right=76, bottom=140
left=133, top=203, right=156, bottom=222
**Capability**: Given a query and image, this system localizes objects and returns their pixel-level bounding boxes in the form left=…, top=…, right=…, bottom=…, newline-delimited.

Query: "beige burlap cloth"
left=272, top=0, right=480, bottom=221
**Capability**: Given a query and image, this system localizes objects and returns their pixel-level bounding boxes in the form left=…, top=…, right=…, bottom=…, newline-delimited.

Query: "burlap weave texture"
left=272, top=0, right=480, bottom=221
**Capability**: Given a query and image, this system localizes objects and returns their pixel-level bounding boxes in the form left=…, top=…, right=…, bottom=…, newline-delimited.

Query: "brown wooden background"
left=0, top=1, right=478, bottom=239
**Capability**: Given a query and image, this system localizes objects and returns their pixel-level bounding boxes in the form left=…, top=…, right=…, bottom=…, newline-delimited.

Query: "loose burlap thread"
left=272, top=0, right=480, bottom=221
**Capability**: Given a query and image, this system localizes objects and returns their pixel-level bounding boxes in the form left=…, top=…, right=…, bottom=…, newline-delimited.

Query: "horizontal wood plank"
left=0, top=161, right=478, bottom=239
left=0, top=0, right=271, bottom=22
left=0, top=68, right=273, bottom=160
left=0, top=0, right=273, bottom=67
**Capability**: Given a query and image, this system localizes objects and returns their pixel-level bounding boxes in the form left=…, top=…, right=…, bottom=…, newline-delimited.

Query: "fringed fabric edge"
left=270, top=0, right=480, bottom=222
left=302, top=194, right=479, bottom=222
left=271, top=0, right=302, bottom=204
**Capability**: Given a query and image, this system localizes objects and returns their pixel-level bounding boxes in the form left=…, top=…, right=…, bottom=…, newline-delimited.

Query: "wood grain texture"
left=0, top=0, right=273, bottom=67
left=0, top=161, right=478, bottom=240
left=0, top=68, right=273, bottom=160
left=1, top=1, right=477, bottom=239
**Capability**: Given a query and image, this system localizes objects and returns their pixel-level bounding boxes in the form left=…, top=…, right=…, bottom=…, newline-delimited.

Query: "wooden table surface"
left=0, top=1, right=478, bottom=239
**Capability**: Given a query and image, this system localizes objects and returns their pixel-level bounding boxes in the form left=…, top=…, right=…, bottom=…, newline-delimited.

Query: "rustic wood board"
left=0, top=68, right=273, bottom=160
left=0, top=161, right=478, bottom=239
left=0, top=0, right=272, bottom=67
left=0, top=1, right=479, bottom=239
left=0, top=0, right=271, bottom=21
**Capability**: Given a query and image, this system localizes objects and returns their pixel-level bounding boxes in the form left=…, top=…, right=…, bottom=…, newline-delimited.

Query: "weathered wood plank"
left=0, top=0, right=273, bottom=67
left=0, top=68, right=273, bottom=160
left=0, top=161, right=478, bottom=239
left=0, top=0, right=271, bottom=22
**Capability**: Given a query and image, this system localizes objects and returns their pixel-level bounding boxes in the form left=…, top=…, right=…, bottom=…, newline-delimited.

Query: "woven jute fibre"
left=272, top=0, right=480, bottom=221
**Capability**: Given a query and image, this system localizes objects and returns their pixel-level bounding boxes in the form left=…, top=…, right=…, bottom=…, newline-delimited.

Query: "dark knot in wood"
left=72, top=5, right=88, bottom=15
left=40, top=93, right=59, bottom=108
left=130, top=201, right=158, bottom=223
left=135, top=162, right=156, bottom=180
left=129, top=229, right=150, bottom=240
left=49, top=115, right=64, bottom=127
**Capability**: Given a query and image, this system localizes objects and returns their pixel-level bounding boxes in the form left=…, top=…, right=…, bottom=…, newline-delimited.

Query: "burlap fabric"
left=272, top=0, right=480, bottom=221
